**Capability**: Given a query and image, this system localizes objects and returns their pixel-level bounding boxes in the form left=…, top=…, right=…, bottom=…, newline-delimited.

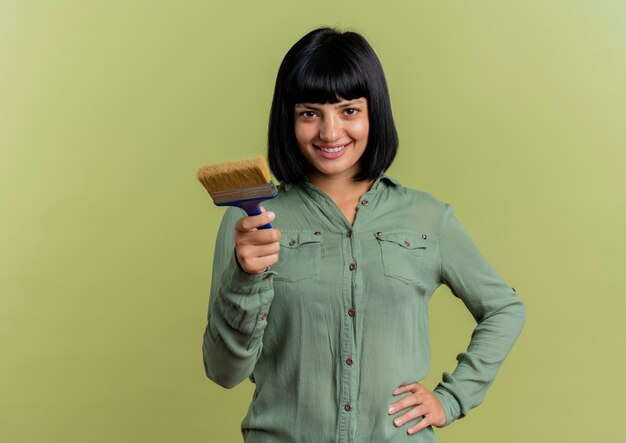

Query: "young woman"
left=202, top=27, right=525, bottom=442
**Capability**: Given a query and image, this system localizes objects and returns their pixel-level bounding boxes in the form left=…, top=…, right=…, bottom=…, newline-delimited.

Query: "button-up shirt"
left=202, top=175, right=525, bottom=442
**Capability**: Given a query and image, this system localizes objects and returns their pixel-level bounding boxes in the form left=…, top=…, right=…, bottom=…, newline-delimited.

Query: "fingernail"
left=407, top=428, right=415, bottom=435
left=268, top=211, right=275, bottom=220
left=393, top=389, right=400, bottom=395
left=388, top=407, right=395, bottom=414
left=394, top=418, right=402, bottom=426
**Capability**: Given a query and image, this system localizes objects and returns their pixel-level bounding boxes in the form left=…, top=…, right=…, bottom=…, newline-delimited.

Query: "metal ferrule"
left=211, top=181, right=278, bottom=205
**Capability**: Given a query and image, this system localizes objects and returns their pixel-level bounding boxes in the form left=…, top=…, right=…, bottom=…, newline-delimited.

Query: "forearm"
left=202, top=256, right=275, bottom=388
left=202, top=206, right=276, bottom=388
left=434, top=290, right=526, bottom=424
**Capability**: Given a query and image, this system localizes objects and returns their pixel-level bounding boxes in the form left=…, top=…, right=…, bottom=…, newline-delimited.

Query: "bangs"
left=288, top=55, right=368, bottom=105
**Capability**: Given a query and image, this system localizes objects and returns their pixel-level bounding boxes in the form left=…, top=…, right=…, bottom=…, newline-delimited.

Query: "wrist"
left=433, top=387, right=461, bottom=427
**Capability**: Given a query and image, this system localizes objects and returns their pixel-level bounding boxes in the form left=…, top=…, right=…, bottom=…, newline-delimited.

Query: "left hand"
left=388, top=382, right=446, bottom=435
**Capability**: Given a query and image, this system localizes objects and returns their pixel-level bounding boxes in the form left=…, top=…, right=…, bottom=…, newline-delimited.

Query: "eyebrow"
left=295, top=99, right=364, bottom=110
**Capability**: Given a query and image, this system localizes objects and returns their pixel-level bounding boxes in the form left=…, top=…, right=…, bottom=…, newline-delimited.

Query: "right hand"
left=234, top=207, right=281, bottom=275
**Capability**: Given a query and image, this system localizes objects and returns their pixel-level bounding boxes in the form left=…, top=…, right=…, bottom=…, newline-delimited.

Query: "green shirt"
left=202, top=175, right=525, bottom=442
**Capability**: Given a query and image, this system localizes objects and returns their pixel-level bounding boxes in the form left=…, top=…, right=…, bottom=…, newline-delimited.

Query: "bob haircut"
left=268, top=27, right=399, bottom=184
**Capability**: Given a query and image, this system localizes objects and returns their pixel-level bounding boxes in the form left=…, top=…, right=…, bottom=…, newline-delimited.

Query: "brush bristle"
left=196, top=156, right=272, bottom=194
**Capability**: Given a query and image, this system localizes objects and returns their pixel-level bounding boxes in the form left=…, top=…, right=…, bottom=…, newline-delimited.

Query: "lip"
left=314, top=142, right=350, bottom=159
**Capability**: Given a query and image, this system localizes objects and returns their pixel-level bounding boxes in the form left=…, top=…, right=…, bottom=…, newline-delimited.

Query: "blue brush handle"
left=237, top=200, right=272, bottom=229
left=215, top=190, right=278, bottom=229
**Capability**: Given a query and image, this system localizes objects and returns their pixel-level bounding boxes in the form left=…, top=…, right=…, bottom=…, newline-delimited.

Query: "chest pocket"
left=272, top=231, right=322, bottom=282
left=374, top=231, right=429, bottom=285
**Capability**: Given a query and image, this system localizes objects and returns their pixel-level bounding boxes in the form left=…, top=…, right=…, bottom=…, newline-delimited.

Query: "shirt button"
left=376, top=231, right=383, bottom=237
left=260, top=312, right=267, bottom=321
left=348, top=308, right=356, bottom=317
left=344, top=403, right=353, bottom=412
left=314, top=231, right=321, bottom=236
left=289, top=239, right=297, bottom=246
left=346, top=358, right=353, bottom=366
left=346, top=231, right=352, bottom=238
left=404, top=241, right=411, bottom=247
left=349, top=263, right=357, bottom=271
left=361, top=199, right=369, bottom=206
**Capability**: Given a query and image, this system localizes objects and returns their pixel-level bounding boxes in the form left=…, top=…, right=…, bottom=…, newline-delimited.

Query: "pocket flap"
left=279, top=231, right=323, bottom=249
left=374, top=231, right=428, bottom=250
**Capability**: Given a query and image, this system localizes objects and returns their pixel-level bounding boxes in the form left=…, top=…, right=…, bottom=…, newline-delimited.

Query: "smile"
left=320, top=145, right=345, bottom=153
left=313, top=142, right=351, bottom=160
left=315, top=143, right=350, bottom=153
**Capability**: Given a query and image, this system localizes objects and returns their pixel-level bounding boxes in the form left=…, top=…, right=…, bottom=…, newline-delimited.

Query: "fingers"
left=389, top=383, right=423, bottom=413
left=236, top=208, right=275, bottom=232
left=245, top=241, right=280, bottom=257
left=234, top=206, right=281, bottom=275
left=393, top=382, right=420, bottom=396
left=407, top=416, right=433, bottom=435
left=236, top=241, right=280, bottom=267
left=389, top=392, right=424, bottom=415
left=235, top=242, right=280, bottom=274
left=392, top=405, right=427, bottom=427
left=236, top=253, right=279, bottom=274
left=236, top=227, right=281, bottom=246
left=389, top=383, right=446, bottom=435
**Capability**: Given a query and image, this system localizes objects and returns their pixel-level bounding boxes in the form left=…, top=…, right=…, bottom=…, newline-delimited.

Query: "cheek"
left=352, top=120, right=369, bottom=141
left=294, top=122, right=312, bottom=146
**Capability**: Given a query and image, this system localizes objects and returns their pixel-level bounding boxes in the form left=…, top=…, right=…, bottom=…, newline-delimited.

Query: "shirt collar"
left=281, top=174, right=402, bottom=191
left=373, top=174, right=402, bottom=189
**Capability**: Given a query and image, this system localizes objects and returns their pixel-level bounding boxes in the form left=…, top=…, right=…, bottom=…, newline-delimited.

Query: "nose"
left=319, top=112, right=341, bottom=142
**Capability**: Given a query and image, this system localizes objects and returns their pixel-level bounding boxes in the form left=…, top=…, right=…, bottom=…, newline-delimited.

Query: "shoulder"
left=262, top=181, right=304, bottom=209
left=381, top=175, right=451, bottom=217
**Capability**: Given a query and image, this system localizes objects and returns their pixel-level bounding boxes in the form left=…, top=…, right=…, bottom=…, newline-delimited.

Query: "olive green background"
left=1, top=1, right=625, bottom=442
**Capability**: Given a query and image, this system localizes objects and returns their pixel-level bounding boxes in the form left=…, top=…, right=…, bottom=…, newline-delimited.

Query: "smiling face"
left=294, top=97, right=369, bottom=183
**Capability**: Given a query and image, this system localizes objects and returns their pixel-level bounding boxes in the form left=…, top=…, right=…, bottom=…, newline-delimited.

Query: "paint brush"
left=196, top=156, right=279, bottom=229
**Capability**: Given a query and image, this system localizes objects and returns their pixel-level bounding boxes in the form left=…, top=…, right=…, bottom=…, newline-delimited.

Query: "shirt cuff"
left=433, top=386, right=462, bottom=427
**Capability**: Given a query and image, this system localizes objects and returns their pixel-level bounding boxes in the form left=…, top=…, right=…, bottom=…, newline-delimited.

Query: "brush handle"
left=237, top=200, right=272, bottom=229
left=215, top=190, right=278, bottom=229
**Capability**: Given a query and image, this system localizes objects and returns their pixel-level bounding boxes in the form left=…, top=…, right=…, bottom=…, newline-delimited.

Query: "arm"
left=433, top=204, right=526, bottom=425
left=201, top=206, right=277, bottom=388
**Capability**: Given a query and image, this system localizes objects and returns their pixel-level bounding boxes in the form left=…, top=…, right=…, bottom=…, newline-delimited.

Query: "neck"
left=305, top=168, right=375, bottom=203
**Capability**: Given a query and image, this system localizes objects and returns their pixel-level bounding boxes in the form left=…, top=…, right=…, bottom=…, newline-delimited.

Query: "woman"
left=202, top=27, right=525, bottom=442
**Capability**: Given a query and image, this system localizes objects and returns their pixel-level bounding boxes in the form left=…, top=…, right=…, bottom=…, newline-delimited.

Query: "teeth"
left=320, top=145, right=346, bottom=153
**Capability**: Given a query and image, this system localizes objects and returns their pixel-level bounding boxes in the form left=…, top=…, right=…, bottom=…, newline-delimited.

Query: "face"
left=294, top=97, right=369, bottom=182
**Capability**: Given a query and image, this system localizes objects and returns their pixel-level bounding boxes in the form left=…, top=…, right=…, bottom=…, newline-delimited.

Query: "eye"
left=343, top=108, right=360, bottom=116
left=299, top=110, right=317, bottom=119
